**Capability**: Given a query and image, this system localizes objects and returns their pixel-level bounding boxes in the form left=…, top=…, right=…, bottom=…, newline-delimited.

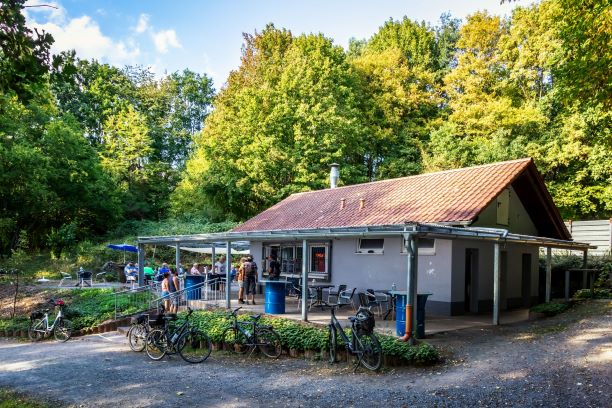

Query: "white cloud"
left=135, top=14, right=149, bottom=34
left=30, top=15, right=140, bottom=65
left=152, top=29, right=181, bottom=54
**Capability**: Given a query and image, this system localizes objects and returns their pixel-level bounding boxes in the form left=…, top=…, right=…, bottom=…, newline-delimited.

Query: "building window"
left=357, top=238, right=384, bottom=254
left=310, top=245, right=329, bottom=277
left=401, top=238, right=436, bottom=256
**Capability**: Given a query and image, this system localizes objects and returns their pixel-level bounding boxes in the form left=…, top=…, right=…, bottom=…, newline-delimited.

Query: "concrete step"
left=117, top=326, right=130, bottom=335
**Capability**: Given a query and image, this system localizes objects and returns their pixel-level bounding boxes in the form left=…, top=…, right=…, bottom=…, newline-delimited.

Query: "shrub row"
left=530, top=302, right=569, bottom=316
left=186, top=309, right=439, bottom=365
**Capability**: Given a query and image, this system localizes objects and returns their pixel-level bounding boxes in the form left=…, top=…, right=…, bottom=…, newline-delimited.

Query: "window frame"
left=356, top=238, right=385, bottom=255
left=400, top=238, right=436, bottom=256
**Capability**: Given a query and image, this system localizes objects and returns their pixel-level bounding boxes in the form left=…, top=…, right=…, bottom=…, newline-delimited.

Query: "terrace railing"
left=113, top=285, right=156, bottom=319
left=150, top=278, right=228, bottom=313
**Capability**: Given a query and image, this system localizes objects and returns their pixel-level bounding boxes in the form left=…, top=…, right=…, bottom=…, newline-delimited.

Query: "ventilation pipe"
left=330, top=163, right=339, bottom=189
left=400, top=233, right=415, bottom=343
left=340, top=198, right=346, bottom=209
left=359, top=198, right=365, bottom=210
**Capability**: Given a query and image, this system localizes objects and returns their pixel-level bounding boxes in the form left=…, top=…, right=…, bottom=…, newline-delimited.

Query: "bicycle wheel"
left=178, top=329, right=212, bottom=364
left=53, top=319, right=73, bottom=342
left=256, top=327, right=281, bottom=359
left=145, top=329, right=168, bottom=360
left=355, top=332, right=382, bottom=371
left=220, top=327, right=250, bottom=354
left=128, top=324, right=147, bottom=352
left=28, top=319, right=45, bottom=341
left=328, top=325, right=337, bottom=363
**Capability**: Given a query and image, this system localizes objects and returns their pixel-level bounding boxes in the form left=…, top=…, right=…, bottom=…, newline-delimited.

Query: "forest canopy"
left=0, top=0, right=610, bottom=255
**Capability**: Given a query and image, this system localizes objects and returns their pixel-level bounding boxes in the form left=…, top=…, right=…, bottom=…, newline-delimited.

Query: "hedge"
left=185, top=309, right=439, bottom=365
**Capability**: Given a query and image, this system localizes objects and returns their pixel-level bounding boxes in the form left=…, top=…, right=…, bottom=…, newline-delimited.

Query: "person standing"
left=237, top=257, right=246, bottom=304
left=161, top=272, right=171, bottom=312
left=267, top=255, right=281, bottom=280
left=243, top=256, right=258, bottom=305
left=168, top=269, right=180, bottom=313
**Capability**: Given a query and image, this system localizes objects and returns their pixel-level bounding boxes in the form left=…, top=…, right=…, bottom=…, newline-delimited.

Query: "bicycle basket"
left=30, top=310, right=44, bottom=321
left=354, top=308, right=375, bottom=335
left=130, top=314, right=147, bottom=325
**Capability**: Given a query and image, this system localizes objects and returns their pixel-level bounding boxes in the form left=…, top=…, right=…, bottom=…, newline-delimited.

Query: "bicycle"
left=127, top=306, right=166, bottom=352
left=28, top=299, right=73, bottom=342
left=328, top=306, right=382, bottom=372
left=220, top=307, right=282, bottom=359
left=145, top=307, right=212, bottom=363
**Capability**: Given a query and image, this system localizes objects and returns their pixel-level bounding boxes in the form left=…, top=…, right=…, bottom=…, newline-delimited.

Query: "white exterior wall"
left=471, top=186, right=538, bottom=235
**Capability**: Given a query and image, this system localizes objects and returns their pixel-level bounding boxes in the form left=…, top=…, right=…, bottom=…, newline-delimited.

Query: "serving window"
left=262, top=242, right=330, bottom=281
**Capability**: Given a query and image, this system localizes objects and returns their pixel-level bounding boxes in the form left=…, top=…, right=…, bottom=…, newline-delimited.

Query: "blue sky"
left=25, top=0, right=522, bottom=89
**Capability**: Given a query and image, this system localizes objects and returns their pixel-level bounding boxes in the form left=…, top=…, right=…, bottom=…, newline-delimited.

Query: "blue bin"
left=264, top=281, right=286, bottom=314
left=395, top=294, right=431, bottom=338
left=184, top=275, right=205, bottom=300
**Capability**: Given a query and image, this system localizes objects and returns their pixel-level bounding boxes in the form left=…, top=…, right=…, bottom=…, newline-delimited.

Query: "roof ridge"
left=291, top=157, right=533, bottom=196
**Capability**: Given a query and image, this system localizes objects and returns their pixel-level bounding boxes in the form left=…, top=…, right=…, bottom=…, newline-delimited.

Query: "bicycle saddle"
left=250, top=314, right=261, bottom=320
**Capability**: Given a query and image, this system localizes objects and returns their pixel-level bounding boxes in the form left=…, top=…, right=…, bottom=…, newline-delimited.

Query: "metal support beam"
left=493, top=242, right=501, bottom=325
left=211, top=246, right=216, bottom=271
left=565, top=270, right=570, bottom=301
left=175, top=244, right=181, bottom=274
left=545, top=247, right=552, bottom=302
left=582, top=250, right=588, bottom=288
left=137, top=244, right=145, bottom=285
left=410, top=236, right=419, bottom=340
left=225, top=242, right=231, bottom=308
left=301, top=239, right=308, bottom=321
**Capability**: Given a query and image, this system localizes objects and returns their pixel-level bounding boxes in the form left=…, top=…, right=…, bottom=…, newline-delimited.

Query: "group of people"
left=160, top=267, right=180, bottom=313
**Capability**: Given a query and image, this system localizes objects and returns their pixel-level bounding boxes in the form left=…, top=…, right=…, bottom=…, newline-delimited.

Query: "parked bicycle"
left=328, top=306, right=382, bottom=371
left=145, top=307, right=211, bottom=363
left=127, top=306, right=166, bottom=352
left=221, top=307, right=282, bottom=358
left=28, top=299, right=73, bottom=342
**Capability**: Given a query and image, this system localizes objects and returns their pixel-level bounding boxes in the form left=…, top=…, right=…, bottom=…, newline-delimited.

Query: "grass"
left=0, top=389, right=56, bottom=408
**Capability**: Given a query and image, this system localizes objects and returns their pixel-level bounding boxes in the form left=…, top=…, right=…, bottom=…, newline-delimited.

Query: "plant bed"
left=530, top=302, right=569, bottom=317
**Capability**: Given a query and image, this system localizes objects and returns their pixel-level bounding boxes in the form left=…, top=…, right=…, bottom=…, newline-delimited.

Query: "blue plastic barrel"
left=264, top=281, right=286, bottom=314
left=395, top=294, right=407, bottom=336
left=395, top=294, right=431, bottom=338
left=184, top=275, right=205, bottom=300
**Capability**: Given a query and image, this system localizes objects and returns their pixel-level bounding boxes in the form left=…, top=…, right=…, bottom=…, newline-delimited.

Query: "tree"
left=173, top=25, right=367, bottom=219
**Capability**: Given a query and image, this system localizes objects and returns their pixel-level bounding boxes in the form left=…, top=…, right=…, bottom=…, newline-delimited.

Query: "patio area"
left=185, top=283, right=531, bottom=337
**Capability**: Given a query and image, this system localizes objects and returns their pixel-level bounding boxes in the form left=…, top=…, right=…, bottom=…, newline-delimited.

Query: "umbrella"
left=107, top=244, right=138, bottom=263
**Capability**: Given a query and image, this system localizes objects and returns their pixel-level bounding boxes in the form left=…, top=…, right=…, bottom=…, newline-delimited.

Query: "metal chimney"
left=330, top=163, right=339, bottom=189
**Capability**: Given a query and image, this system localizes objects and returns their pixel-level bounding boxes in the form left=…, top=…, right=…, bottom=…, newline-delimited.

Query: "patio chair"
left=297, top=287, right=316, bottom=311
left=327, top=284, right=347, bottom=304
left=58, top=272, right=72, bottom=287
left=78, top=270, right=93, bottom=288
left=358, top=292, right=380, bottom=313
left=336, top=288, right=356, bottom=310
left=95, top=271, right=107, bottom=283
left=366, top=289, right=389, bottom=317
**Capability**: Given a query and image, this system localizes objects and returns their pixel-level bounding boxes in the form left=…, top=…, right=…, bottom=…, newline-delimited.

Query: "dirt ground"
left=0, top=300, right=609, bottom=407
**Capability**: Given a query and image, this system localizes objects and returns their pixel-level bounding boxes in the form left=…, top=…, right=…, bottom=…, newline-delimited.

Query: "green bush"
left=530, top=302, right=569, bottom=316
left=573, top=288, right=611, bottom=299
left=187, top=309, right=439, bottom=365
left=0, top=317, right=29, bottom=332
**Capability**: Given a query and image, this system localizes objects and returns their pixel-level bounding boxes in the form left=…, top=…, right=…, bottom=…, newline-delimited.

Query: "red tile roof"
left=232, top=158, right=560, bottom=235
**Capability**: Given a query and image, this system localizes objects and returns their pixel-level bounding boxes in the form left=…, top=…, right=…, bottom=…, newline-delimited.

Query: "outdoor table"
left=260, top=279, right=292, bottom=314
left=375, top=290, right=395, bottom=320
left=184, top=274, right=206, bottom=300
left=309, top=283, right=334, bottom=309
left=390, top=291, right=432, bottom=338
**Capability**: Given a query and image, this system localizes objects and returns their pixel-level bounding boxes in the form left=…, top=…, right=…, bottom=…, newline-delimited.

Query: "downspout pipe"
left=400, top=232, right=415, bottom=342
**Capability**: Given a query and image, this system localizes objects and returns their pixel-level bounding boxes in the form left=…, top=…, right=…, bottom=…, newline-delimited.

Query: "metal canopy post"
left=301, top=239, right=308, bottom=321
left=410, top=236, right=419, bottom=341
left=211, top=246, right=216, bottom=272
left=175, top=244, right=181, bottom=274
left=545, top=247, right=552, bottom=302
left=582, top=250, right=588, bottom=289
left=493, top=242, right=501, bottom=325
left=137, top=244, right=145, bottom=285
left=225, top=242, right=231, bottom=308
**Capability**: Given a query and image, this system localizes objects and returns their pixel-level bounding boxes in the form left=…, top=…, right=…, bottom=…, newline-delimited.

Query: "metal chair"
left=337, top=288, right=356, bottom=310
left=366, top=289, right=388, bottom=317
left=358, top=292, right=379, bottom=313
left=297, top=287, right=316, bottom=310
left=327, top=284, right=347, bottom=303
left=58, top=272, right=72, bottom=287
left=78, top=270, right=93, bottom=288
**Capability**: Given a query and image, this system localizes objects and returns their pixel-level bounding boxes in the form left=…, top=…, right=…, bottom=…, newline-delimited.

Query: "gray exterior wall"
left=472, top=186, right=538, bottom=235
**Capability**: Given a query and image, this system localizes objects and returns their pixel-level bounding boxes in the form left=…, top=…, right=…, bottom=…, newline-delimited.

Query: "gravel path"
left=0, top=300, right=610, bottom=407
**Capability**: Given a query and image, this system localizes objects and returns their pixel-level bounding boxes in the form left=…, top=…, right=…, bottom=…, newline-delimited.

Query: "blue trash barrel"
left=184, top=275, right=205, bottom=300
left=264, top=281, right=286, bottom=314
left=395, top=293, right=431, bottom=338
left=395, top=294, right=407, bottom=336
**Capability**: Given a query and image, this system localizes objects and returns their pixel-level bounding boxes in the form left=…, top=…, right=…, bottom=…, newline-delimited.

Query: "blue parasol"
left=107, top=244, right=139, bottom=263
